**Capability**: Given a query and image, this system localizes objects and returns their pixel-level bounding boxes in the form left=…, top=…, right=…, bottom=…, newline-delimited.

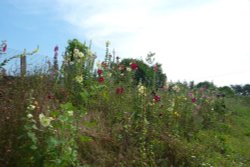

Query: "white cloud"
left=14, top=0, right=250, bottom=86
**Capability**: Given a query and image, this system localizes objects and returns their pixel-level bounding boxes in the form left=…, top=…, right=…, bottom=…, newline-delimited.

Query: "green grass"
left=191, top=97, right=250, bottom=167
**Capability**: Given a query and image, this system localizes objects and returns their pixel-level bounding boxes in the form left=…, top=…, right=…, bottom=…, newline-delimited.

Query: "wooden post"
left=21, top=49, right=26, bottom=77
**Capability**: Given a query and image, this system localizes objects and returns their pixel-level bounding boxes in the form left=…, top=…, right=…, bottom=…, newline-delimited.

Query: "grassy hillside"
left=1, top=46, right=250, bottom=167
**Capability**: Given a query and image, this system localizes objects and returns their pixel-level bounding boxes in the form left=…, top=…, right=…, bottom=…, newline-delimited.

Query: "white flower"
left=27, top=105, right=36, bottom=111
left=39, top=113, right=54, bottom=127
left=27, top=114, right=33, bottom=118
left=126, top=67, right=132, bottom=72
left=172, top=85, right=180, bottom=92
left=74, top=48, right=79, bottom=54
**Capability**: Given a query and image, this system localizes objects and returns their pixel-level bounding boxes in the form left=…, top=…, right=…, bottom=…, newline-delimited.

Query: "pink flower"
left=153, top=64, right=158, bottom=72
left=154, top=95, right=161, bottom=102
left=191, top=97, right=196, bottom=103
left=98, top=76, right=104, bottom=83
left=54, top=45, right=59, bottom=52
left=97, top=69, right=103, bottom=75
left=2, top=44, right=7, bottom=52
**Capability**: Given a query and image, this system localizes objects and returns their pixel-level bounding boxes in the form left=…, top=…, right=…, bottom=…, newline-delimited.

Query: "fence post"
left=21, top=49, right=26, bottom=77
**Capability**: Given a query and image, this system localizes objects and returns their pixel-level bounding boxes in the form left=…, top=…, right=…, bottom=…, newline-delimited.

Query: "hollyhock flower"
left=153, top=64, right=158, bottom=72
left=98, top=76, right=104, bottom=83
left=97, top=69, right=103, bottom=75
left=126, top=67, right=132, bottom=72
left=154, top=95, right=161, bottom=102
left=47, top=94, right=54, bottom=100
left=39, top=113, right=54, bottom=127
left=116, top=87, right=124, bottom=94
left=27, top=104, right=36, bottom=111
left=101, top=62, right=107, bottom=68
left=191, top=97, right=196, bottom=103
left=27, top=113, right=33, bottom=118
left=172, top=85, right=180, bottom=92
left=130, top=62, right=138, bottom=70
left=138, top=84, right=146, bottom=96
left=54, top=45, right=59, bottom=52
left=2, top=44, right=7, bottom=52
left=118, top=65, right=125, bottom=71
left=75, top=75, right=83, bottom=84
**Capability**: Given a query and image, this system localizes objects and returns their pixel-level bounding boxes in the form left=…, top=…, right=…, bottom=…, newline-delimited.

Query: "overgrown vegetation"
left=0, top=39, right=250, bottom=167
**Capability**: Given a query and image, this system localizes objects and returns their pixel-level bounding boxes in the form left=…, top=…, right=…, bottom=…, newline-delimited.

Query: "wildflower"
left=75, top=75, right=83, bottom=84
left=130, top=62, right=138, bottom=70
left=98, top=76, right=104, bottom=83
left=47, top=93, right=54, bottom=99
left=126, top=67, right=132, bottom=72
left=118, top=65, right=125, bottom=71
left=153, top=95, right=161, bottom=102
left=27, top=113, right=33, bottom=118
left=116, top=87, right=124, bottom=94
left=191, top=97, right=196, bottom=103
left=138, top=84, right=146, bottom=96
left=172, top=85, right=180, bottom=92
left=153, top=64, right=158, bottom=72
left=54, top=45, right=59, bottom=52
left=2, top=43, right=7, bottom=52
left=74, top=48, right=79, bottom=54
left=27, top=105, right=36, bottom=111
left=173, top=111, right=180, bottom=118
left=39, top=113, right=54, bottom=127
left=97, top=69, right=103, bottom=76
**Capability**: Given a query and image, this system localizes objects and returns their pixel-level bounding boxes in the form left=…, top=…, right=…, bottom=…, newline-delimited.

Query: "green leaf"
left=79, top=135, right=93, bottom=142
left=60, top=102, right=75, bottom=111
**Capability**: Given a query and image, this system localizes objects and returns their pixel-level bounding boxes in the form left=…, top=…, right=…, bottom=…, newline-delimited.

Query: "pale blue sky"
left=1, top=0, right=250, bottom=86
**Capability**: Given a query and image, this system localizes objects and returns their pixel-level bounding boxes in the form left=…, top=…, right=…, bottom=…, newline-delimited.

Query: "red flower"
left=130, top=63, right=138, bottom=70
left=154, top=95, right=161, bottom=102
left=116, top=87, right=124, bottom=94
left=47, top=94, right=54, bottom=99
left=191, top=97, right=196, bottom=103
left=97, top=69, right=103, bottom=75
left=98, top=76, right=104, bottom=83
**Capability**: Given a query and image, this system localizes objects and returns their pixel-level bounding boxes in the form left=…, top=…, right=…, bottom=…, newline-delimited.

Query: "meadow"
left=0, top=40, right=250, bottom=167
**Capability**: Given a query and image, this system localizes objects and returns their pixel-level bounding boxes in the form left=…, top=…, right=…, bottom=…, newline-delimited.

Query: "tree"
left=120, top=58, right=167, bottom=88
left=195, top=81, right=216, bottom=90
left=65, top=39, right=88, bottom=61
left=218, top=86, right=235, bottom=97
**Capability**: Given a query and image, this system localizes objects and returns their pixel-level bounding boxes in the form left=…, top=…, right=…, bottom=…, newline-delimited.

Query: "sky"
left=0, top=0, right=250, bottom=86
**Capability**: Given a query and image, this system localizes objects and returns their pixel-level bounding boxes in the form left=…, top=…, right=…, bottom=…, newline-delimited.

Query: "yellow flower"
left=75, top=75, right=83, bottom=84
left=173, top=111, right=180, bottom=118
left=137, top=83, right=146, bottom=96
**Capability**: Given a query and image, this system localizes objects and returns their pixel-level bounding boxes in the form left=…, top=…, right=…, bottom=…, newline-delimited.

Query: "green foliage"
left=1, top=39, right=250, bottom=167
left=231, top=84, right=250, bottom=96
left=120, top=58, right=166, bottom=88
